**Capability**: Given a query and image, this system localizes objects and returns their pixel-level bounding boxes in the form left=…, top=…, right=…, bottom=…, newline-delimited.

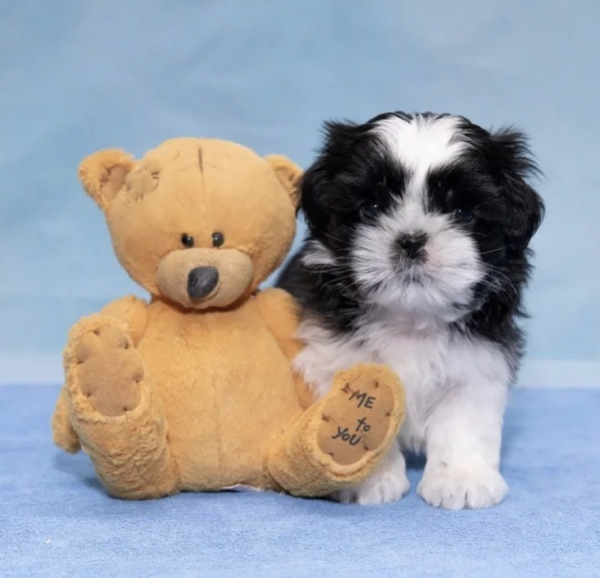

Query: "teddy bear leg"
left=63, top=314, right=179, bottom=499
left=266, top=363, right=405, bottom=497
left=52, top=385, right=81, bottom=453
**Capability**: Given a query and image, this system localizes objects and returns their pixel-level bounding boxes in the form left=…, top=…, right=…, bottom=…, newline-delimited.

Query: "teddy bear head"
left=79, top=138, right=302, bottom=310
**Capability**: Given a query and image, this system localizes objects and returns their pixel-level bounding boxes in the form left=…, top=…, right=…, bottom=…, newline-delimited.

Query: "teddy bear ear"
left=78, top=149, right=136, bottom=212
left=266, top=154, right=303, bottom=207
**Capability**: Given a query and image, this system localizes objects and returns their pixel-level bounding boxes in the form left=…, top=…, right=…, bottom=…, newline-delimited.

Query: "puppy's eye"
left=212, top=232, right=225, bottom=247
left=181, top=234, right=195, bottom=248
left=454, top=209, right=475, bottom=226
left=361, top=201, right=379, bottom=219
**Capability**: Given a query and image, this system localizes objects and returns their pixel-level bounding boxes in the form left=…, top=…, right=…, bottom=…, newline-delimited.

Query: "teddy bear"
left=51, top=138, right=405, bottom=500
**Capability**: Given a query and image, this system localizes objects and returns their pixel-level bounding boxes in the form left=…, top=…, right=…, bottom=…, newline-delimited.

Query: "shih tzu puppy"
left=278, top=112, right=544, bottom=508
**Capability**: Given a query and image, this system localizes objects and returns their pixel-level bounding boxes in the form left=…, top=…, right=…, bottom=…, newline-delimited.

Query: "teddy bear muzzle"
left=156, top=247, right=254, bottom=310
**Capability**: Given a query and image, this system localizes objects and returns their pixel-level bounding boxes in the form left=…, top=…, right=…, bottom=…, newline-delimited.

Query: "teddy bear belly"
left=136, top=312, right=302, bottom=490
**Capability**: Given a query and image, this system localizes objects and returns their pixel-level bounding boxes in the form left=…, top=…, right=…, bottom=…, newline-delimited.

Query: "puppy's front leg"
left=418, top=381, right=508, bottom=510
left=332, top=438, right=410, bottom=505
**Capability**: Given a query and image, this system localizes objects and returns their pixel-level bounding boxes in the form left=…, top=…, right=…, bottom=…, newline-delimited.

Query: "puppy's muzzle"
left=188, top=266, right=219, bottom=300
left=394, top=232, right=428, bottom=262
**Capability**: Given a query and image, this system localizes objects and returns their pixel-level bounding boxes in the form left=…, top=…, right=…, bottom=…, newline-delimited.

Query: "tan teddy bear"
left=51, top=138, right=405, bottom=500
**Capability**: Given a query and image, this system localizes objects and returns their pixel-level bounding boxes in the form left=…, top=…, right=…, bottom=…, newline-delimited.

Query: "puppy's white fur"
left=295, top=115, right=510, bottom=509
left=373, top=114, right=467, bottom=179
left=295, top=316, right=509, bottom=509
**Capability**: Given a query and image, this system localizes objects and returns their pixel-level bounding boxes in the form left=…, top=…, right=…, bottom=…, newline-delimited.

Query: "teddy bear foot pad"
left=73, top=320, right=144, bottom=417
left=317, top=365, right=402, bottom=467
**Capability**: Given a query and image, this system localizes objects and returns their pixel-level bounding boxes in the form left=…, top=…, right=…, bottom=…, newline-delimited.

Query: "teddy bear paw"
left=316, top=364, right=403, bottom=468
left=73, top=324, right=144, bottom=417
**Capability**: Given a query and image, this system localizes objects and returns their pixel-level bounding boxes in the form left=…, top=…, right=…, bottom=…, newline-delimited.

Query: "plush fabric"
left=2, top=385, right=598, bottom=578
left=51, top=138, right=405, bottom=500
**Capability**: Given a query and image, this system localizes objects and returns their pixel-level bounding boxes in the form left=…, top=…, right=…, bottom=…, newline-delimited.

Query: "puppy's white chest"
left=376, top=334, right=454, bottom=451
left=378, top=334, right=449, bottom=390
left=295, top=319, right=510, bottom=453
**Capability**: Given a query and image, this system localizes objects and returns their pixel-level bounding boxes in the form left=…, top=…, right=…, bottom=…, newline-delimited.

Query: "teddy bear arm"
left=100, top=295, right=148, bottom=345
left=255, top=288, right=302, bottom=358
left=255, top=288, right=314, bottom=409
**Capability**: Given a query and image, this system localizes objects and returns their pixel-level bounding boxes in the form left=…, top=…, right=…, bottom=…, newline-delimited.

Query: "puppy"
left=278, top=112, right=544, bottom=508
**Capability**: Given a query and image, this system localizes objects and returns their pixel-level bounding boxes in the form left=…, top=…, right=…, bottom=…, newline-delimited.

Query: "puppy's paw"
left=332, top=451, right=409, bottom=505
left=418, top=464, right=507, bottom=510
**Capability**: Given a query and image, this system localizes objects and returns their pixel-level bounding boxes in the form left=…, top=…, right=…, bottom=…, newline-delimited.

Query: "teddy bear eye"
left=181, top=234, right=195, bottom=248
left=212, top=232, right=225, bottom=247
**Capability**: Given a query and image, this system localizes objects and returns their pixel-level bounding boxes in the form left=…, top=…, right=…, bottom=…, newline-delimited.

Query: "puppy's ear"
left=300, top=121, right=361, bottom=233
left=299, top=158, right=330, bottom=232
left=266, top=154, right=303, bottom=208
left=492, top=128, right=545, bottom=249
left=78, top=149, right=135, bottom=213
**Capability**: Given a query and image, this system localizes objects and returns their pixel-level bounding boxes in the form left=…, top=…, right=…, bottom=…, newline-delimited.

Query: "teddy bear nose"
left=187, top=266, right=219, bottom=300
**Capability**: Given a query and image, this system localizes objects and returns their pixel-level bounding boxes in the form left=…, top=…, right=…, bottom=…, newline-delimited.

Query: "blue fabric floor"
left=0, top=385, right=599, bottom=578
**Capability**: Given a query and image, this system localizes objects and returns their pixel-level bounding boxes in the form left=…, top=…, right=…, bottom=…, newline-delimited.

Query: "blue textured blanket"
left=0, top=386, right=598, bottom=578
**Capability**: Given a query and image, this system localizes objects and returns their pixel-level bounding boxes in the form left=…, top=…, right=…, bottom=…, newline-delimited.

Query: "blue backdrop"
left=1, top=0, right=598, bottom=385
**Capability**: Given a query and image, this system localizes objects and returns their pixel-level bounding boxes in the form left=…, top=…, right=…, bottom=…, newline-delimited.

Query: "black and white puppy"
left=278, top=112, right=544, bottom=509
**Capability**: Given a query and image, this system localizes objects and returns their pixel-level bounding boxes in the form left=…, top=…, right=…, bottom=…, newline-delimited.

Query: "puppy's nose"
left=395, top=233, right=427, bottom=260
left=187, top=266, right=219, bottom=299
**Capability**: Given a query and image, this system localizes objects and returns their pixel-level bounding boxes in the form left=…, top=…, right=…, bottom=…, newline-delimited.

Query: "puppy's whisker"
left=478, top=245, right=518, bottom=256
